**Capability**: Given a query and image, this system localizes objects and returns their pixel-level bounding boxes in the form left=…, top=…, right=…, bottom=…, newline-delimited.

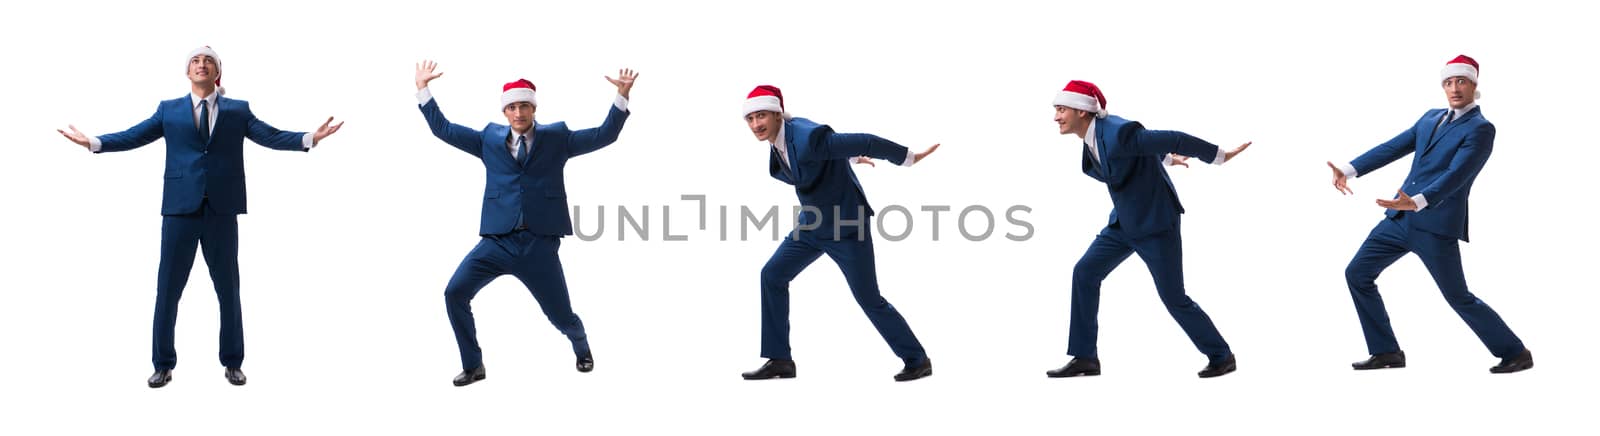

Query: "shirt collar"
left=511, top=123, right=538, bottom=143
left=770, top=123, right=788, bottom=151
left=1449, top=102, right=1478, bottom=120
left=1083, top=117, right=1099, bottom=148
left=190, top=92, right=218, bottom=109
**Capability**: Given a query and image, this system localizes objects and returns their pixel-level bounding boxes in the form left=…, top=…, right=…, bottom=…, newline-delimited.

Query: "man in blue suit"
left=1044, top=80, right=1251, bottom=379
left=57, top=46, right=344, bottom=388
left=737, top=85, right=941, bottom=382
left=413, top=61, right=634, bottom=386
left=1328, top=55, right=1532, bottom=374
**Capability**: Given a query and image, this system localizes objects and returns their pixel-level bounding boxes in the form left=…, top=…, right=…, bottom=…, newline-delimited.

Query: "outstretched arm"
left=848, top=143, right=941, bottom=168
left=568, top=68, right=637, bottom=158
left=1114, top=127, right=1247, bottom=165
left=62, top=106, right=165, bottom=153
left=1347, top=124, right=1418, bottom=177
left=415, top=60, right=484, bottom=157
left=1329, top=120, right=1421, bottom=195
left=243, top=102, right=330, bottom=152
left=813, top=128, right=940, bottom=167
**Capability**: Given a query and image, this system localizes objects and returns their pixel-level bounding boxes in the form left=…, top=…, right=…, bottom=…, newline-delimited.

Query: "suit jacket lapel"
left=521, top=125, right=548, bottom=168
left=179, top=95, right=205, bottom=148
left=784, top=125, right=802, bottom=183
left=1423, top=107, right=1477, bottom=156
left=486, top=124, right=519, bottom=171
left=1095, top=127, right=1112, bottom=179
left=1081, top=143, right=1104, bottom=181
left=208, top=97, right=231, bottom=147
left=1419, top=110, right=1447, bottom=156
left=770, top=148, right=793, bottom=184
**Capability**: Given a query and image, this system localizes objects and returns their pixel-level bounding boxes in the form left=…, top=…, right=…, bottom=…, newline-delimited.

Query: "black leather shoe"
left=1046, top=357, right=1101, bottom=378
left=1489, top=348, right=1533, bottom=374
left=224, top=367, right=247, bottom=386
left=1198, top=354, right=1237, bottom=378
left=894, top=358, right=933, bottom=382
left=741, top=359, right=796, bottom=380
left=1352, top=351, right=1406, bottom=370
left=147, top=370, right=172, bottom=388
left=576, top=353, right=595, bottom=373
left=453, top=366, right=486, bottom=386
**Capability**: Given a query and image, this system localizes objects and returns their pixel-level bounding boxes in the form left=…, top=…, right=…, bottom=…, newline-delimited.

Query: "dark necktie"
left=775, top=145, right=793, bottom=177
left=516, top=135, right=528, bottom=165
left=198, top=100, right=211, bottom=143
left=1432, top=110, right=1455, bottom=137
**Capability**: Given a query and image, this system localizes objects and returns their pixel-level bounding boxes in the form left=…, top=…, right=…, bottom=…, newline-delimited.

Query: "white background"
left=2, top=0, right=1594, bottom=434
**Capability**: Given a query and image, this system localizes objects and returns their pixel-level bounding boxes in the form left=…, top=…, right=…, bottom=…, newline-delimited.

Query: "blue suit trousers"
left=152, top=200, right=243, bottom=370
left=444, top=230, right=590, bottom=371
left=1068, top=221, right=1232, bottom=360
left=1344, top=213, right=1524, bottom=357
left=759, top=228, right=928, bottom=364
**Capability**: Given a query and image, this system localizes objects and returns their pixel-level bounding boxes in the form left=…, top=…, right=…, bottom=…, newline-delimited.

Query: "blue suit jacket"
left=96, top=95, right=309, bottom=216
left=1081, top=116, right=1223, bottom=238
left=420, top=98, right=628, bottom=236
left=769, top=118, right=910, bottom=240
left=1351, top=107, right=1492, bottom=242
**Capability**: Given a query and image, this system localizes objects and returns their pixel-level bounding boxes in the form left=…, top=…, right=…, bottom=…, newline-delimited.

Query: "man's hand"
left=851, top=156, right=876, bottom=167
left=606, top=68, right=638, bottom=99
left=416, top=60, right=443, bottom=91
left=312, top=116, right=345, bottom=145
left=1223, top=141, right=1252, bottom=162
left=1327, top=161, right=1353, bottom=195
left=57, top=125, right=91, bottom=150
left=912, top=143, right=941, bottom=164
left=1167, top=153, right=1190, bottom=168
left=1375, top=189, right=1418, bottom=211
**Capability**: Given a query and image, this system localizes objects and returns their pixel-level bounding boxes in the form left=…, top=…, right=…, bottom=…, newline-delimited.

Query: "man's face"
left=187, top=55, right=218, bottom=85
left=503, top=102, right=536, bottom=132
left=1054, top=106, right=1091, bottom=137
left=746, top=110, right=783, bottom=142
left=1442, top=76, right=1476, bottom=109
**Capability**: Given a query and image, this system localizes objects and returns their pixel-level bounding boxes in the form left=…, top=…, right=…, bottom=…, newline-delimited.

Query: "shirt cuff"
left=1337, top=162, right=1359, bottom=178
left=900, top=149, right=916, bottom=167
left=1212, top=148, right=1226, bottom=165
left=1162, top=154, right=1174, bottom=166
left=88, top=136, right=103, bottom=152
left=417, top=87, right=434, bottom=105
left=1412, top=193, right=1428, bottom=211
left=614, top=94, right=629, bottom=112
left=302, top=133, right=315, bottom=150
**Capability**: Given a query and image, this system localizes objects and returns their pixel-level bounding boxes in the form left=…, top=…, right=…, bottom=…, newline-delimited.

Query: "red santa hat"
left=501, top=79, right=537, bottom=109
left=742, top=85, right=785, bottom=118
left=1053, top=80, right=1107, bottom=118
left=187, top=46, right=224, bottom=96
left=1440, top=55, right=1479, bottom=83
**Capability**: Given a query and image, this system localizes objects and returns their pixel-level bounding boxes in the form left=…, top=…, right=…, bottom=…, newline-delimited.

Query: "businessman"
left=57, top=46, right=344, bottom=388
left=738, top=85, right=939, bottom=382
left=1329, top=55, right=1532, bottom=374
left=413, top=61, right=634, bottom=386
left=1045, top=80, right=1251, bottom=379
